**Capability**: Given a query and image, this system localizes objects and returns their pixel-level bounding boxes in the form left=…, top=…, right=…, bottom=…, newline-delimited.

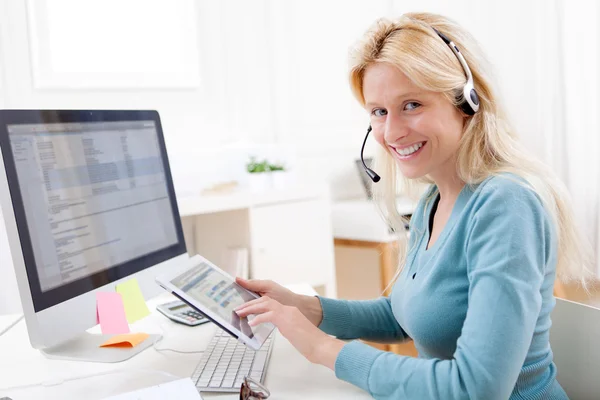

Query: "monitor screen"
left=0, top=110, right=186, bottom=312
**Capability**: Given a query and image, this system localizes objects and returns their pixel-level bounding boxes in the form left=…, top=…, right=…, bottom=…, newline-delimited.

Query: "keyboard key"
left=221, top=379, right=235, bottom=388
left=250, top=371, right=262, bottom=380
left=253, top=352, right=268, bottom=368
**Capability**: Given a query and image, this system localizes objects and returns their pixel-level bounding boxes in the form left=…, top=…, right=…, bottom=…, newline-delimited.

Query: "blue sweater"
left=318, top=175, right=568, bottom=399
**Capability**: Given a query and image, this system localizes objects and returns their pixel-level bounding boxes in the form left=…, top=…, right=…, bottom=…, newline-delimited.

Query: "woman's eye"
left=371, top=108, right=387, bottom=117
left=404, top=102, right=421, bottom=111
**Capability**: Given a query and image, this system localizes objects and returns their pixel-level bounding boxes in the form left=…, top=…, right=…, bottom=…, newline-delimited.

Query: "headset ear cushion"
left=457, top=87, right=479, bottom=115
left=469, top=89, right=480, bottom=106
left=459, top=100, right=476, bottom=116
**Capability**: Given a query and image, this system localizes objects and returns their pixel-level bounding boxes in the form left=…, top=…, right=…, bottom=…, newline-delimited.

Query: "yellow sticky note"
left=115, top=278, right=150, bottom=323
left=100, top=333, right=150, bottom=348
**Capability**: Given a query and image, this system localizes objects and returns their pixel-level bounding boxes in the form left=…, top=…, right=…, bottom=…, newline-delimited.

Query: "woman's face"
left=362, top=62, right=465, bottom=181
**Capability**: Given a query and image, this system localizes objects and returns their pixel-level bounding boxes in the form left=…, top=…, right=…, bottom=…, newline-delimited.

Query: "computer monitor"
left=0, top=110, right=188, bottom=362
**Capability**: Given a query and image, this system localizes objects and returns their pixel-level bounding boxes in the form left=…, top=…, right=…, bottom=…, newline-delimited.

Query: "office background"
left=0, top=0, right=599, bottom=314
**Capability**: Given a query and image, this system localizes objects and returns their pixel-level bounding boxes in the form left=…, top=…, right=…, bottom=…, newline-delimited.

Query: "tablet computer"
left=155, top=254, right=275, bottom=350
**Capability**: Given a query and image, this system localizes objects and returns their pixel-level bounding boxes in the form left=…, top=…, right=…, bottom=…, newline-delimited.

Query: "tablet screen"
left=169, top=260, right=268, bottom=340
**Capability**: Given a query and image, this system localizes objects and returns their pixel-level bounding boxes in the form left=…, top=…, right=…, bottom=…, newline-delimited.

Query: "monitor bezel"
left=0, top=110, right=187, bottom=312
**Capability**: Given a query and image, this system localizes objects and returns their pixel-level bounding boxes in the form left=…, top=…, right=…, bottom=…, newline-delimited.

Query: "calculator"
left=156, top=299, right=210, bottom=326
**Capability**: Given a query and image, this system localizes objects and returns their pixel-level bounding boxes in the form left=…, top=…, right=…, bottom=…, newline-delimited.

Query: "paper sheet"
left=115, top=278, right=150, bottom=323
left=96, top=292, right=130, bottom=334
left=101, top=378, right=203, bottom=399
left=100, top=333, right=149, bottom=348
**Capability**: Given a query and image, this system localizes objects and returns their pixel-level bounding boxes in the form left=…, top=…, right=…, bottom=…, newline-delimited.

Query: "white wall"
left=0, top=0, right=377, bottom=313
left=1, top=0, right=595, bottom=189
left=0, top=0, right=570, bottom=199
left=0, top=1, right=21, bottom=314
left=0, top=211, right=20, bottom=314
left=0, top=0, right=378, bottom=198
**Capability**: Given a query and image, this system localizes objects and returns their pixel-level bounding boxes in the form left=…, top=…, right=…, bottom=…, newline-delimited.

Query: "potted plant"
left=245, top=157, right=292, bottom=192
left=246, top=157, right=271, bottom=192
left=268, top=161, right=289, bottom=189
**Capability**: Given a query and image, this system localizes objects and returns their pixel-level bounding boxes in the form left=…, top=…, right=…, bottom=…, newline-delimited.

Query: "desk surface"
left=177, top=184, right=329, bottom=217
left=0, top=313, right=21, bottom=333
left=0, top=289, right=370, bottom=400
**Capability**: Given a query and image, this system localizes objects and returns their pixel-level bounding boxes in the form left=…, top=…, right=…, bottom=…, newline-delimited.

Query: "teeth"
left=398, top=142, right=423, bottom=156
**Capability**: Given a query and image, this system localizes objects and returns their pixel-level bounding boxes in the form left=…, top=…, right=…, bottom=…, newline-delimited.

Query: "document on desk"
left=101, top=378, right=203, bottom=399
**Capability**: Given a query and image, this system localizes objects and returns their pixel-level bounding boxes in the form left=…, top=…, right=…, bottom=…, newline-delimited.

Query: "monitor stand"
left=41, top=332, right=162, bottom=363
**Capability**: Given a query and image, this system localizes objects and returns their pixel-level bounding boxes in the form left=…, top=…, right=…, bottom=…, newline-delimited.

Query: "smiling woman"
left=363, top=63, right=465, bottom=180
left=350, top=13, right=594, bottom=286
left=232, top=11, right=595, bottom=400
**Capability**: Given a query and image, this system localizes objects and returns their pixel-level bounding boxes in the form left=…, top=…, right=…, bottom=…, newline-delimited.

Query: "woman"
left=234, top=12, right=592, bottom=399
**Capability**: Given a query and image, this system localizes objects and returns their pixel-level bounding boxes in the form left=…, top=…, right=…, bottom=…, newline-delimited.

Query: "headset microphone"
left=361, top=125, right=380, bottom=183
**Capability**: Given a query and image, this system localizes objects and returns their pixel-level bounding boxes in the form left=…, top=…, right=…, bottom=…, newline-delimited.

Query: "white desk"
left=331, top=197, right=416, bottom=243
left=0, top=313, right=22, bottom=335
left=176, top=184, right=330, bottom=217
left=0, top=287, right=370, bottom=400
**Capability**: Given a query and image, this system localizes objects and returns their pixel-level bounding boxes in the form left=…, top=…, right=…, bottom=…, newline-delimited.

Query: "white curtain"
left=403, top=0, right=600, bottom=277
left=559, top=1, right=600, bottom=277
left=535, top=0, right=600, bottom=277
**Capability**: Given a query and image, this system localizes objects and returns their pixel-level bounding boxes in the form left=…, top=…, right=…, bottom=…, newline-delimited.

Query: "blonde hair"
left=349, top=13, right=594, bottom=288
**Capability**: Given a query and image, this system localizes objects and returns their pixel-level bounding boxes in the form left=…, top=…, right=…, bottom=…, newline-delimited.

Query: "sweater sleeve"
left=317, top=296, right=410, bottom=343
left=333, top=181, right=551, bottom=400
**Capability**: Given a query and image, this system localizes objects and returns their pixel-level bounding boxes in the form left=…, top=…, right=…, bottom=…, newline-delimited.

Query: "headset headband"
left=432, top=27, right=480, bottom=115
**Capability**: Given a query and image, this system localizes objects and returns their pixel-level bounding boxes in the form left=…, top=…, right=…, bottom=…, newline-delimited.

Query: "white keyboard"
left=191, top=329, right=275, bottom=392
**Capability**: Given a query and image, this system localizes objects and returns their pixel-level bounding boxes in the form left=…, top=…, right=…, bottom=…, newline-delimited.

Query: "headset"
left=361, top=27, right=480, bottom=183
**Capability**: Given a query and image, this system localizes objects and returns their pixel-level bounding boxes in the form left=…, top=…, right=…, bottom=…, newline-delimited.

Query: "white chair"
left=550, top=298, right=600, bottom=399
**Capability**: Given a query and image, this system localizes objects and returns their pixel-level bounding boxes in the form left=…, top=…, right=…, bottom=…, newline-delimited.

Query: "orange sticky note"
left=115, top=278, right=150, bottom=323
left=100, top=333, right=150, bottom=348
left=96, top=292, right=130, bottom=334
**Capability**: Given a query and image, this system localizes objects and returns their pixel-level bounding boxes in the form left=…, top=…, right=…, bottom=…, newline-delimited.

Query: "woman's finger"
left=248, top=311, right=274, bottom=327
left=235, top=301, right=273, bottom=318
left=235, top=277, right=271, bottom=293
left=234, top=296, right=269, bottom=312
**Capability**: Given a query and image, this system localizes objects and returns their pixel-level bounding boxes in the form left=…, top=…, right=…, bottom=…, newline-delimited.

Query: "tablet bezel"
left=155, top=254, right=275, bottom=350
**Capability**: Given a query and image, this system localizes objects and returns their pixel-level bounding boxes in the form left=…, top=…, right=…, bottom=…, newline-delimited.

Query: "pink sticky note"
left=96, top=292, right=130, bottom=335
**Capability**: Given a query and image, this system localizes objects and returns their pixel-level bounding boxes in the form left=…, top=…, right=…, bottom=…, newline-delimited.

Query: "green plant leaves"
left=246, top=156, right=286, bottom=173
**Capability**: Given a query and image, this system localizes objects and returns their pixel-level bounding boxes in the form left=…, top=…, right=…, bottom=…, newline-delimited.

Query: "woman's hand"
left=234, top=295, right=345, bottom=369
left=235, top=277, right=323, bottom=326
